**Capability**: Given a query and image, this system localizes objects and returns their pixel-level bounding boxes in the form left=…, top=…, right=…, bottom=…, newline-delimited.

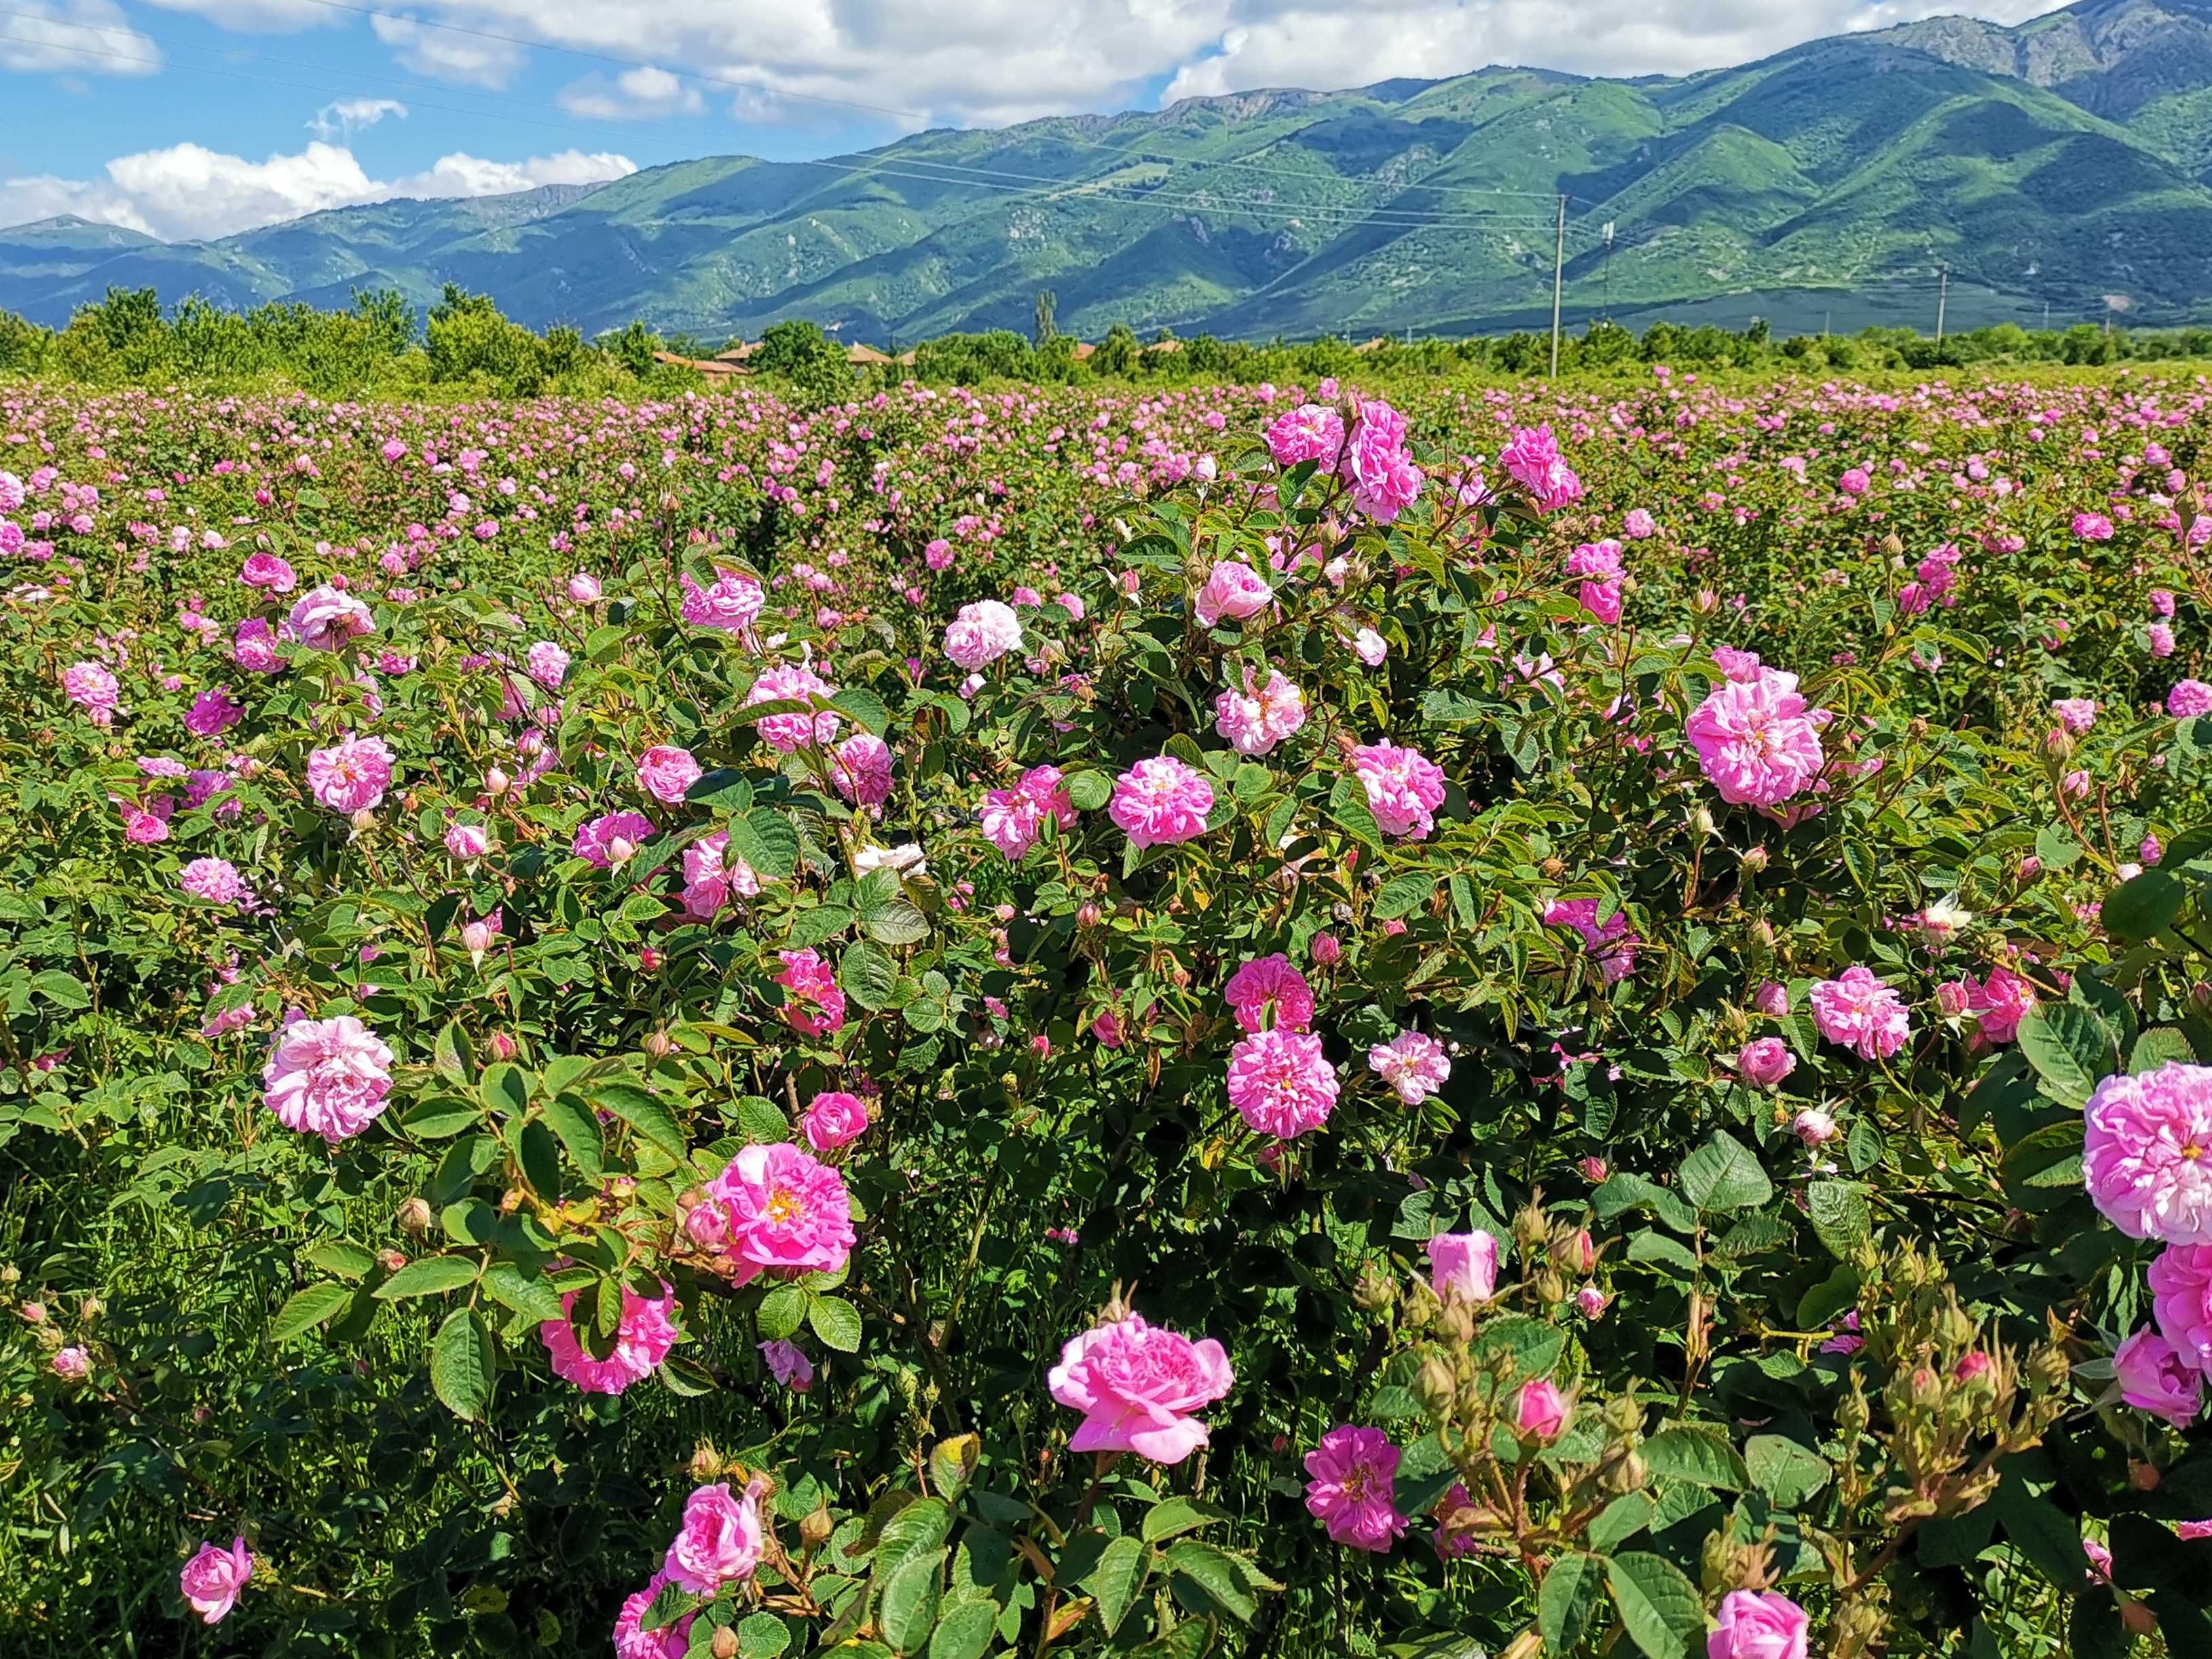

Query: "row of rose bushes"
left=3, top=369, right=2212, bottom=1658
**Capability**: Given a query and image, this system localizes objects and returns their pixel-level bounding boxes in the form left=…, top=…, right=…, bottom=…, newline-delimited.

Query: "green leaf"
left=401, top=1094, right=481, bottom=1137
left=1328, top=772, right=1384, bottom=850
left=1538, top=1552, right=1606, bottom=1654
left=758, top=1283, right=807, bottom=1341
left=1065, top=770, right=1113, bottom=812
left=1374, top=872, right=1435, bottom=920
left=432, top=1020, right=474, bottom=1082
left=592, top=1082, right=689, bottom=1163
left=1164, top=1538, right=1258, bottom=1625
left=840, top=941, right=900, bottom=1012
left=872, top=1497, right=955, bottom=1586
left=1640, top=1425, right=1747, bottom=1490
left=2035, top=822, right=2084, bottom=871
left=1086, top=1534, right=1151, bottom=1637
left=828, top=686, right=891, bottom=735
left=540, top=1094, right=605, bottom=1182
left=1744, top=1435, right=1830, bottom=1507
left=479, top=1061, right=530, bottom=1116
left=481, top=1262, right=564, bottom=1323
left=1142, top=1496, right=1232, bottom=1543
left=863, top=899, right=929, bottom=947
left=1627, top=1229, right=1701, bottom=1277
left=728, top=808, right=801, bottom=882
left=1605, top=1552, right=1706, bottom=1659
left=372, top=1255, right=480, bottom=1300
left=1991, top=1465, right=2088, bottom=1588
left=808, top=1293, right=863, bottom=1353
left=270, top=1281, right=352, bottom=1342
left=925, top=1599, right=997, bottom=1659
left=2135, top=1027, right=2198, bottom=1074
left=1807, top=1181, right=1873, bottom=1262
left=738, top=1611, right=793, bottom=1659
left=2017, top=1002, right=2114, bottom=1108
left=430, top=1307, right=495, bottom=1421
left=1587, top=1491, right=1655, bottom=1552
left=30, top=968, right=90, bottom=1008
left=877, top=1547, right=944, bottom=1655
left=2104, top=868, right=2186, bottom=941
left=303, top=1240, right=375, bottom=1281
left=1680, top=1131, right=1772, bottom=1214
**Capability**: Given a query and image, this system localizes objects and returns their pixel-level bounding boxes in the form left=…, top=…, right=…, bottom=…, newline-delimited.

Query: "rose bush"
left=2, top=368, right=2212, bottom=1658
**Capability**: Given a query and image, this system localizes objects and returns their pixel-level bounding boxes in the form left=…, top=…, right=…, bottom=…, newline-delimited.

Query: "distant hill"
left=8, top=0, right=2212, bottom=341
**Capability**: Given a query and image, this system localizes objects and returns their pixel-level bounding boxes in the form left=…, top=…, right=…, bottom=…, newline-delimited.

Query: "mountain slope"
left=9, top=0, right=2212, bottom=341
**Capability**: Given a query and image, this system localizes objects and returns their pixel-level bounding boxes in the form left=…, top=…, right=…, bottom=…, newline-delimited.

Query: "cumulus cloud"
left=1161, top=0, right=2076, bottom=99
left=0, top=141, right=633, bottom=242
left=558, top=65, right=704, bottom=120
left=369, top=11, right=523, bottom=87
left=143, top=0, right=2075, bottom=127
left=308, top=97, right=408, bottom=141
left=0, top=0, right=161, bottom=76
left=94, top=0, right=2085, bottom=143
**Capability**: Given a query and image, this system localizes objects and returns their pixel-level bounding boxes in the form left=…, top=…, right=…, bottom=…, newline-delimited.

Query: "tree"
left=1033, top=289, right=1057, bottom=346
left=1093, top=323, right=1139, bottom=377
left=754, top=318, right=852, bottom=403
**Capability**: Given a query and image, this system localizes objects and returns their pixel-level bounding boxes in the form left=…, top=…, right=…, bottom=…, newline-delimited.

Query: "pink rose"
left=1047, top=1311, right=1234, bottom=1464
left=179, top=1536, right=254, bottom=1625
left=2114, top=1326, right=2203, bottom=1427
left=1515, top=1379, right=1568, bottom=1440
left=803, top=1090, right=870, bottom=1152
left=1708, top=1589, right=1809, bottom=1659
left=637, top=744, right=702, bottom=805
left=1193, top=560, right=1273, bottom=627
left=1426, top=1231, right=1498, bottom=1303
left=663, top=1476, right=769, bottom=1594
left=1737, top=1036, right=1796, bottom=1089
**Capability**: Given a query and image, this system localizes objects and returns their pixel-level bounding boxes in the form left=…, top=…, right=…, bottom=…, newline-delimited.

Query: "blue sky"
left=0, top=0, right=2068, bottom=240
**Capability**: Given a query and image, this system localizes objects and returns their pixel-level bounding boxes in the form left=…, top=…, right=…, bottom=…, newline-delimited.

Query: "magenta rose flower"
left=179, top=1536, right=254, bottom=1625
left=803, top=1090, right=870, bottom=1152
left=1226, top=1028, right=1339, bottom=1138
left=1048, top=1310, right=1234, bottom=1464
left=662, top=1475, right=769, bottom=1594
left=2085, top=1063, right=2212, bottom=1243
left=1350, top=741, right=1446, bottom=840
left=1304, top=1424, right=1407, bottom=1551
left=1686, top=667, right=1826, bottom=807
left=1809, top=965, right=1911, bottom=1061
left=538, top=1281, right=679, bottom=1395
left=1708, top=1589, right=1809, bottom=1659
left=1109, top=756, right=1214, bottom=849
left=701, top=1142, right=856, bottom=1283
left=636, top=744, right=702, bottom=805
left=1192, top=560, right=1273, bottom=627
left=2114, top=1326, right=2203, bottom=1427
left=1426, top=1231, right=1498, bottom=1303
left=306, top=733, right=394, bottom=814
left=262, top=1015, right=394, bottom=1144
left=1737, top=1036, right=1796, bottom=1089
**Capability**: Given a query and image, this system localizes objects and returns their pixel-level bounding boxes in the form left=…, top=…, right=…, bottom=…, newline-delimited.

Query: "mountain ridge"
left=10, top=0, right=2212, bottom=341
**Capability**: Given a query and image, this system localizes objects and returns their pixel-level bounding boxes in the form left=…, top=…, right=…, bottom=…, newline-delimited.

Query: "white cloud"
left=558, top=65, right=703, bottom=120
left=369, top=11, right=523, bottom=88
left=0, top=141, right=633, bottom=242
left=308, top=96, right=408, bottom=141
left=0, top=0, right=161, bottom=77
left=1160, top=0, right=2076, bottom=101
left=117, top=0, right=2081, bottom=126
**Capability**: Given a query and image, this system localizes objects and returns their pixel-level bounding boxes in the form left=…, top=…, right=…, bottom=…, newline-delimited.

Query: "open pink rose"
left=1048, top=1311, right=1233, bottom=1465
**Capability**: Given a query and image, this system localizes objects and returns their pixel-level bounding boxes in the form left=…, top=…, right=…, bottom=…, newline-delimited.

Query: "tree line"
left=0, top=283, right=2202, bottom=399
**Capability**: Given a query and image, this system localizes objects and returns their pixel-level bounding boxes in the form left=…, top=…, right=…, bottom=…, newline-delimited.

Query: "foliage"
left=2, top=368, right=2211, bottom=1659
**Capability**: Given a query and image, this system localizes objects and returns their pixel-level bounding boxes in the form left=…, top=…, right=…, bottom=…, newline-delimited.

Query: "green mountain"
left=11, top=0, right=2212, bottom=342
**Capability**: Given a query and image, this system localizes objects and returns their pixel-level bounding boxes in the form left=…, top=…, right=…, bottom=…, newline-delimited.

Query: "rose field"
left=10, top=365, right=2212, bottom=1659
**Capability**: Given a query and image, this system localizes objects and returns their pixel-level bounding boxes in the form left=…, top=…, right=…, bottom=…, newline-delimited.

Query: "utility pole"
left=1934, top=264, right=1948, bottom=343
left=1549, top=194, right=1566, bottom=379
left=1600, top=220, right=1615, bottom=321
left=1823, top=310, right=1831, bottom=338
left=2041, top=299, right=2050, bottom=333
